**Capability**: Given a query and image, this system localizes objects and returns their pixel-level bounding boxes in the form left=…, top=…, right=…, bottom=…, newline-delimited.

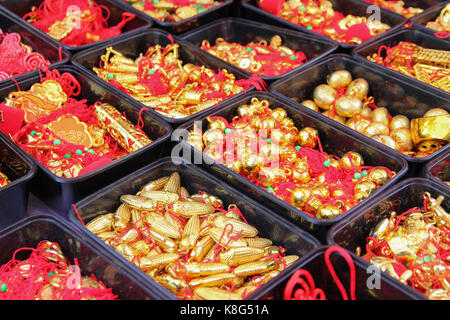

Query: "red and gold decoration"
left=257, top=0, right=391, bottom=45
left=85, top=172, right=298, bottom=300
left=367, top=42, right=450, bottom=93
left=0, top=30, right=50, bottom=82
left=200, top=35, right=308, bottom=77
left=93, top=43, right=257, bottom=119
left=0, top=171, right=9, bottom=188
left=23, top=0, right=136, bottom=47
left=187, top=97, right=396, bottom=220
left=363, top=0, right=423, bottom=18
left=303, top=70, right=450, bottom=157
left=4, top=69, right=152, bottom=179
left=0, top=240, right=117, bottom=300
left=124, top=0, right=222, bottom=22
left=361, top=192, right=450, bottom=300
left=425, top=3, right=450, bottom=33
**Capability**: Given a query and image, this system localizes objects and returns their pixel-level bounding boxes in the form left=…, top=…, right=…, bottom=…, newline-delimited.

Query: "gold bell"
left=410, top=114, right=450, bottom=153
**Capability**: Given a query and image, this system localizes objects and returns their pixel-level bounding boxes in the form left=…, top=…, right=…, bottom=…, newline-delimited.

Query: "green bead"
left=246, top=47, right=252, bottom=52
left=87, top=149, right=95, bottom=154
left=353, top=172, right=362, bottom=179
left=281, top=53, right=286, bottom=56
left=30, top=130, right=37, bottom=136
left=1, top=283, right=6, bottom=292
left=148, top=69, right=155, bottom=75
left=267, top=185, right=274, bottom=191
left=153, top=0, right=159, bottom=3
left=307, top=25, right=312, bottom=30
left=295, top=146, right=301, bottom=150
left=75, top=149, right=83, bottom=155
left=64, top=154, right=71, bottom=159
left=267, top=138, right=272, bottom=143
left=107, top=74, right=114, bottom=80
left=289, top=55, right=296, bottom=60
left=324, top=160, right=330, bottom=167
left=48, top=272, right=55, bottom=277
left=300, top=7, right=306, bottom=12
left=362, top=170, right=368, bottom=176
left=224, top=128, right=232, bottom=134
left=424, top=256, right=431, bottom=262
left=53, top=139, right=61, bottom=145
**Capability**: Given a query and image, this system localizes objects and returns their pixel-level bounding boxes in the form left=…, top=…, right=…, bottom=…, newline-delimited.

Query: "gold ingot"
left=113, top=204, right=132, bottom=232
left=390, top=115, right=410, bottom=131
left=313, top=84, right=337, bottom=110
left=131, top=209, right=145, bottom=229
left=340, top=151, right=364, bottom=168
left=164, top=172, right=181, bottom=194
left=322, top=110, right=346, bottom=124
left=371, top=134, right=398, bottom=150
left=364, top=121, right=389, bottom=136
left=142, top=228, right=178, bottom=253
left=156, top=274, right=188, bottom=295
left=369, top=217, right=390, bottom=239
left=390, top=128, right=413, bottom=151
left=368, top=168, right=390, bottom=186
left=180, top=215, right=200, bottom=250
left=346, top=78, right=369, bottom=100
left=119, top=228, right=140, bottom=243
left=120, top=195, right=158, bottom=211
left=317, top=204, right=341, bottom=220
left=145, top=214, right=181, bottom=239
left=264, top=245, right=284, bottom=256
left=190, top=236, right=216, bottom=262
left=96, top=231, right=116, bottom=242
left=410, top=114, right=450, bottom=153
left=172, top=200, right=215, bottom=217
left=135, top=253, right=179, bottom=271
left=335, top=96, right=363, bottom=118
left=139, top=190, right=180, bottom=204
left=138, top=176, right=169, bottom=194
left=213, top=216, right=258, bottom=237
left=178, top=90, right=203, bottom=104
left=190, top=193, right=223, bottom=208
left=183, top=262, right=230, bottom=277
left=180, top=187, right=190, bottom=199
left=277, top=255, right=300, bottom=271
left=327, top=70, right=353, bottom=89
left=423, top=108, right=448, bottom=117
left=114, top=243, right=137, bottom=261
left=301, top=100, right=319, bottom=112
left=233, top=259, right=278, bottom=277
left=194, top=287, right=242, bottom=300
left=354, top=180, right=377, bottom=201
left=189, top=273, right=241, bottom=288
left=175, top=6, right=198, bottom=20
left=130, top=240, right=152, bottom=256
left=346, top=117, right=371, bottom=133
left=245, top=237, right=272, bottom=248
left=218, top=247, right=265, bottom=266
left=298, top=127, right=318, bottom=148
left=86, top=213, right=114, bottom=235
left=370, top=107, right=390, bottom=126
left=209, top=227, right=248, bottom=248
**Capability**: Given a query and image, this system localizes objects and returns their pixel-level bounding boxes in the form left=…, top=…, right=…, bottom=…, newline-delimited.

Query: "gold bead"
left=203, top=128, right=224, bottom=146
left=327, top=70, right=352, bottom=89
left=364, top=121, right=389, bottom=136
left=390, top=115, right=410, bottom=131
left=346, top=78, right=369, bottom=100
left=354, top=180, right=377, bottom=201
left=423, top=108, right=448, bottom=117
left=317, top=204, right=341, bottom=219
left=311, top=186, right=330, bottom=199
left=271, top=107, right=288, bottom=121
left=301, top=100, right=319, bottom=112
left=313, top=84, right=337, bottom=110
left=390, top=128, right=413, bottom=151
left=297, top=127, right=319, bottom=148
left=371, top=134, right=397, bottom=150
left=346, top=117, right=371, bottom=133
left=335, top=96, right=363, bottom=118
left=370, top=107, right=390, bottom=126
left=322, top=110, right=346, bottom=124
left=340, top=151, right=364, bottom=168
left=291, top=187, right=312, bottom=207
left=368, top=168, right=390, bottom=186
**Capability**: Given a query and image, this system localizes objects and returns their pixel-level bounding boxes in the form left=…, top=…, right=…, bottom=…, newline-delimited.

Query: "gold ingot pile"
left=86, top=172, right=299, bottom=300
left=425, top=3, right=450, bottom=33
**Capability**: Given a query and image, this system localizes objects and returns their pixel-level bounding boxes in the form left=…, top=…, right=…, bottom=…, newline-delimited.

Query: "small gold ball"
left=298, top=127, right=319, bottom=148
left=360, top=106, right=372, bottom=118
left=271, top=107, right=288, bottom=121
left=203, top=128, right=224, bottom=145
left=291, top=187, right=311, bottom=207
left=301, top=100, right=319, bottom=112
left=354, top=180, right=377, bottom=201
left=364, top=121, right=389, bottom=136
left=390, top=128, right=413, bottom=151
left=327, top=70, right=353, bottom=89
left=332, top=187, right=345, bottom=198
left=340, top=151, right=364, bottom=168
left=346, top=117, right=371, bottom=133
left=370, top=107, right=390, bottom=126
left=313, top=84, right=337, bottom=110
left=261, top=117, right=277, bottom=129
left=207, top=117, right=227, bottom=130
left=311, top=186, right=331, bottom=199
left=423, top=108, right=448, bottom=117
left=322, top=110, right=346, bottom=124
left=368, top=168, right=390, bottom=186
left=346, top=78, right=369, bottom=100
left=317, top=204, right=341, bottom=219
left=371, top=134, right=397, bottom=150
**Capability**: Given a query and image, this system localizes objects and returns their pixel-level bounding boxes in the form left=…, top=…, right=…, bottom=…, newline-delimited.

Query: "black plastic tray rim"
left=269, top=53, right=450, bottom=164
left=0, top=64, right=173, bottom=186
left=178, top=17, right=339, bottom=83
left=71, top=28, right=257, bottom=125
left=410, top=2, right=450, bottom=39
left=424, top=149, right=450, bottom=191
left=69, top=156, right=321, bottom=300
left=175, top=91, right=409, bottom=230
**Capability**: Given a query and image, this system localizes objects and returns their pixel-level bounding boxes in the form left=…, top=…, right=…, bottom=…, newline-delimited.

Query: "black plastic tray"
left=68, top=156, right=321, bottom=300
left=0, top=0, right=153, bottom=52
left=0, top=214, right=165, bottom=299
left=239, top=0, right=407, bottom=51
left=0, top=65, right=172, bottom=216
left=270, top=53, right=450, bottom=174
left=424, top=149, right=450, bottom=190
left=352, top=28, right=450, bottom=96
left=411, top=2, right=450, bottom=39
left=0, top=7, right=70, bottom=87
left=0, top=133, right=36, bottom=231
left=175, top=91, right=408, bottom=241
left=327, top=177, right=449, bottom=300
left=257, top=245, right=424, bottom=300
left=179, top=17, right=338, bottom=83
left=111, top=0, right=234, bottom=34
left=71, top=28, right=254, bottom=126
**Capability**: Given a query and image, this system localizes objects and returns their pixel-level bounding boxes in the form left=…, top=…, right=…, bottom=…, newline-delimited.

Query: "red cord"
left=324, top=246, right=357, bottom=300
